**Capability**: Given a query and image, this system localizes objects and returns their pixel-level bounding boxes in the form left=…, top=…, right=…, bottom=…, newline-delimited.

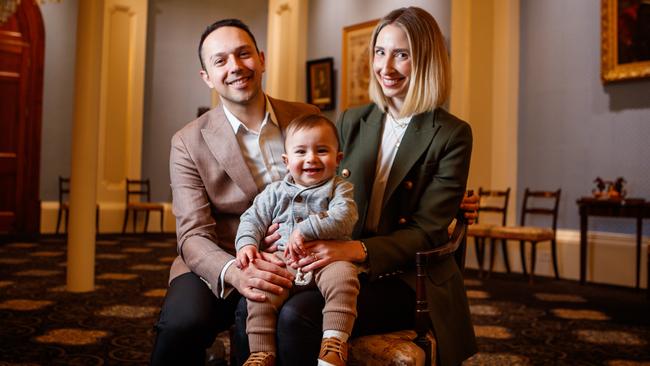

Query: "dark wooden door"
left=0, top=1, right=44, bottom=236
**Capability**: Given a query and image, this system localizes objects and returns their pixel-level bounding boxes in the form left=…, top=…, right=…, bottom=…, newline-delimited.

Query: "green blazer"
left=336, top=103, right=477, bottom=366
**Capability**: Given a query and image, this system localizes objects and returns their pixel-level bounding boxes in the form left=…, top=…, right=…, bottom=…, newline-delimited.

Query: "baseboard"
left=40, top=201, right=176, bottom=234
left=464, top=229, right=649, bottom=289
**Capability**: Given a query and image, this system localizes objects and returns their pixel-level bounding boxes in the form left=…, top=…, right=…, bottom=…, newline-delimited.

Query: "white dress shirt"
left=365, top=113, right=412, bottom=233
left=222, top=97, right=287, bottom=190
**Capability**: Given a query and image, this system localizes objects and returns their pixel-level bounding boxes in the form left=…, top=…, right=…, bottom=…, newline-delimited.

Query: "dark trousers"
left=234, top=275, right=415, bottom=366
left=150, top=272, right=242, bottom=366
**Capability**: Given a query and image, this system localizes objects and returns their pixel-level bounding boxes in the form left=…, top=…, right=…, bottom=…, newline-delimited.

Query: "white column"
left=67, top=0, right=104, bottom=292
left=265, top=0, right=308, bottom=101
left=491, top=0, right=520, bottom=224
left=450, top=0, right=520, bottom=223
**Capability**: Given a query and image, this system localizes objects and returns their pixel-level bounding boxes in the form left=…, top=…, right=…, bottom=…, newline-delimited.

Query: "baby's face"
left=282, top=125, right=342, bottom=186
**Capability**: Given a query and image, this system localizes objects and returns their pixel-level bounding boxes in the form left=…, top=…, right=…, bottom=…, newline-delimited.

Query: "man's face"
left=199, top=26, right=265, bottom=108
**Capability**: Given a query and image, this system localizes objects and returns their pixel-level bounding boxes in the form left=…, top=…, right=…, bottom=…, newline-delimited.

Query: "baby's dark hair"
left=284, top=114, right=340, bottom=151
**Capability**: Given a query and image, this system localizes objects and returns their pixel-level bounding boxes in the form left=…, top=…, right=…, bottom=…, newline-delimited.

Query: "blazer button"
left=404, top=181, right=413, bottom=190
left=295, top=195, right=303, bottom=203
left=296, top=217, right=303, bottom=223
left=398, top=217, right=407, bottom=225
left=341, top=168, right=350, bottom=178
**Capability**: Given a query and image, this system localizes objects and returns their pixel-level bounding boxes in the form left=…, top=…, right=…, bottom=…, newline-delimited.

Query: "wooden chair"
left=122, top=178, right=164, bottom=234
left=56, top=176, right=99, bottom=234
left=467, top=187, right=511, bottom=277
left=488, top=188, right=561, bottom=283
left=348, top=213, right=468, bottom=366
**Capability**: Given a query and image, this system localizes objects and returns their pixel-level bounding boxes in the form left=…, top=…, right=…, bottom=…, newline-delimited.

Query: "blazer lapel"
left=267, top=96, right=292, bottom=130
left=383, top=110, right=440, bottom=208
left=201, top=106, right=259, bottom=198
left=348, top=106, right=383, bottom=237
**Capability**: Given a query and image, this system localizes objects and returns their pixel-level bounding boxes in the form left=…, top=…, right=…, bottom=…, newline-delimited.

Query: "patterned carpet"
left=0, top=236, right=648, bottom=365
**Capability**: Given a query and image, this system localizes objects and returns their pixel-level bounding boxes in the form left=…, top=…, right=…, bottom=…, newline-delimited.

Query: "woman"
left=235, top=7, right=476, bottom=366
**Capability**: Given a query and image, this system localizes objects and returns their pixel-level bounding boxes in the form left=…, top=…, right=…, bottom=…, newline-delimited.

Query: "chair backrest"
left=477, top=187, right=510, bottom=225
left=125, top=179, right=152, bottom=203
left=418, top=212, right=468, bottom=271
left=59, top=176, right=70, bottom=204
left=520, top=188, right=561, bottom=231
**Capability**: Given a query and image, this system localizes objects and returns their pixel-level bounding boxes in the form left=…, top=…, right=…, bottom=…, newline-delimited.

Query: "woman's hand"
left=460, top=191, right=479, bottom=224
left=291, top=240, right=366, bottom=272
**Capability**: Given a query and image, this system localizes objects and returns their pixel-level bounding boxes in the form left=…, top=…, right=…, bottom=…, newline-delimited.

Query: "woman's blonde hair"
left=368, top=7, right=450, bottom=118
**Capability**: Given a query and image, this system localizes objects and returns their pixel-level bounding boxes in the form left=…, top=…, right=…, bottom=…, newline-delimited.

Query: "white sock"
left=323, top=329, right=349, bottom=342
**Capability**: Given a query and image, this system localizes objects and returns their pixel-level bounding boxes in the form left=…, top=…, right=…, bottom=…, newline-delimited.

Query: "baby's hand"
left=284, top=229, right=306, bottom=263
left=236, top=245, right=259, bottom=268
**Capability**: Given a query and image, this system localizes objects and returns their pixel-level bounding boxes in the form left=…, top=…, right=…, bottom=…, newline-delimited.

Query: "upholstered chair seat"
left=349, top=330, right=436, bottom=366
left=488, top=226, right=554, bottom=242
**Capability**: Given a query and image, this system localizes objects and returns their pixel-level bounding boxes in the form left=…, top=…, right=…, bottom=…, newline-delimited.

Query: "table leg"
left=580, top=209, right=588, bottom=285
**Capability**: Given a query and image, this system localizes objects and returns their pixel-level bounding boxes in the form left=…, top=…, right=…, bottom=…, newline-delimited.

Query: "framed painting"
left=601, top=0, right=650, bottom=83
left=306, top=57, right=335, bottom=111
left=341, top=19, right=378, bottom=110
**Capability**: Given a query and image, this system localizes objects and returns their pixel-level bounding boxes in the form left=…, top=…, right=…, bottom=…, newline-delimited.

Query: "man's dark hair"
left=198, top=18, right=259, bottom=70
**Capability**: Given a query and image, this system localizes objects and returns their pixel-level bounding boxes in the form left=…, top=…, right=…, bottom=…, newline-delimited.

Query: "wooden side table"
left=576, top=197, right=648, bottom=288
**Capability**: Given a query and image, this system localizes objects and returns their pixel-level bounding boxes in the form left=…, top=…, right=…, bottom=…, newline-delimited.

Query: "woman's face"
left=373, top=24, right=412, bottom=112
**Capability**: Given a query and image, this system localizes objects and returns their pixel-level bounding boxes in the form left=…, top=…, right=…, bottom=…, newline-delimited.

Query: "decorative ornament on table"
left=592, top=176, right=626, bottom=199
left=608, top=177, right=627, bottom=199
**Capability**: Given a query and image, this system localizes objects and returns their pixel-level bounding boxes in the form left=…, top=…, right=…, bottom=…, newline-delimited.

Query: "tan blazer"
left=167, top=96, right=319, bottom=296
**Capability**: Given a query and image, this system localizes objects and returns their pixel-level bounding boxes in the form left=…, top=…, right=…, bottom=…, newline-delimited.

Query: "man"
left=150, top=19, right=319, bottom=365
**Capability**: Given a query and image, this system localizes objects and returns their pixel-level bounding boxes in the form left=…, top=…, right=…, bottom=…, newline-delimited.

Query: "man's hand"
left=260, top=223, right=281, bottom=252
left=225, top=255, right=294, bottom=302
left=461, top=191, right=479, bottom=224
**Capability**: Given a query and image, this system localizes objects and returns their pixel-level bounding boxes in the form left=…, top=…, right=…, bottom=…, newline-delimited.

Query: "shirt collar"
left=222, top=95, right=279, bottom=134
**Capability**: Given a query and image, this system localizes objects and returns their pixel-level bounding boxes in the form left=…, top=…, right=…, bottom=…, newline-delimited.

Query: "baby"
left=235, top=114, right=359, bottom=366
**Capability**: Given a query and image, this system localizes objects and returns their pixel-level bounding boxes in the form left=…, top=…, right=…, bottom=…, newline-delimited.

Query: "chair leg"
left=122, top=209, right=129, bottom=234
left=529, top=242, right=537, bottom=284
left=519, top=240, right=527, bottom=276
left=133, top=211, right=138, bottom=233
left=144, top=211, right=150, bottom=234
left=488, top=239, right=496, bottom=277
left=501, top=239, right=511, bottom=273
left=474, top=237, right=485, bottom=278
left=64, top=209, right=69, bottom=234
left=551, top=239, right=560, bottom=279
left=55, top=208, right=62, bottom=235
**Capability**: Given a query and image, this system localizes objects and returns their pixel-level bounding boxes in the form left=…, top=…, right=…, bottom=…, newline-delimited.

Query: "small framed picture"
left=306, top=57, right=335, bottom=110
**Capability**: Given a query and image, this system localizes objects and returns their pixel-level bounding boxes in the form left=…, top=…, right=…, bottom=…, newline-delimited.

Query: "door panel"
left=0, top=2, right=44, bottom=236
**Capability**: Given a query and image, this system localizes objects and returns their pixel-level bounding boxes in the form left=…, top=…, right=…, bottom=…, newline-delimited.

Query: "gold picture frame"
left=341, top=19, right=378, bottom=110
left=601, top=0, right=650, bottom=83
